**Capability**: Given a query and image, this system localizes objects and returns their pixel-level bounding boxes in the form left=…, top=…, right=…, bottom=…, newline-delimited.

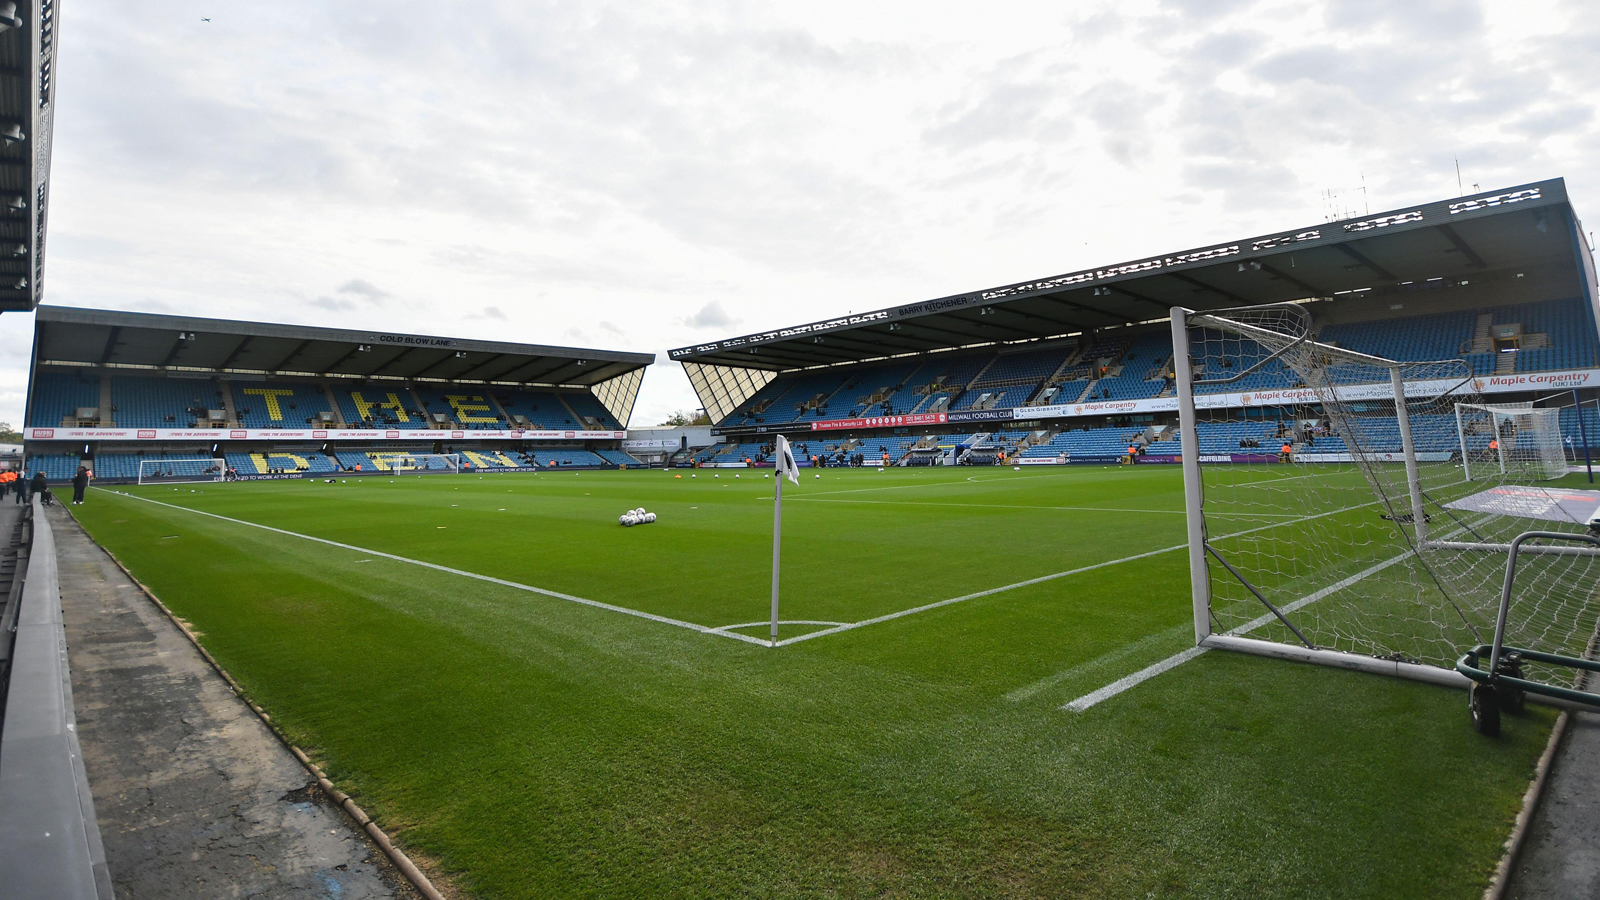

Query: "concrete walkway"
left=50, top=504, right=414, bottom=900
left=1507, top=706, right=1600, bottom=898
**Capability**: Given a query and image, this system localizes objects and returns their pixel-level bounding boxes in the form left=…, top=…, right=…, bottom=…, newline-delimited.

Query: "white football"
left=645, top=513, right=657, bottom=523
left=618, top=514, right=630, bottom=525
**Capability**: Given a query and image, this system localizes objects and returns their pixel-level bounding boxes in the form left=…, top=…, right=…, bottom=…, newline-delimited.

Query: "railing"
left=0, top=498, right=113, bottom=898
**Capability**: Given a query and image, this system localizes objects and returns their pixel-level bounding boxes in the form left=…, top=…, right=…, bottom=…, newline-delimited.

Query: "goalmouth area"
left=69, top=464, right=1562, bottom=898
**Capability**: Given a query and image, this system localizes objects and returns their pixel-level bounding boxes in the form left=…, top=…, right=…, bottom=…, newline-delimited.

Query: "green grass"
left=71, top=466, right=1557, bottom=898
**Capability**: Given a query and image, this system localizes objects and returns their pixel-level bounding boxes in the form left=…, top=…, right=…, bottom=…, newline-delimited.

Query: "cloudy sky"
left=2, top=0, right=1596, bottom=427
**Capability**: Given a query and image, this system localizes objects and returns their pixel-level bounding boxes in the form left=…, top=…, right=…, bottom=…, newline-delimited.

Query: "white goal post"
left=1171, top=303, right=1600, bottom=696
left=1454, top=402, right=1566, bottom=482
left=138, top=457, right=226, bottom=484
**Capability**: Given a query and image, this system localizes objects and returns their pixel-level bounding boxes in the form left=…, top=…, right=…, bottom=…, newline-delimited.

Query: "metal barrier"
left=0, top=498, right=113, bottom=898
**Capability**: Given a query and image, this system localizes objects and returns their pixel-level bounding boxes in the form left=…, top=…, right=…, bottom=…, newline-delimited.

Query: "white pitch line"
left=1060, top=551, right=1415, bottom=713
left=775, top=497, right=1383, bottom=647
left=1059, top=516, right=1488, bottom=712
left=788, top=497, right=1190, bottom=515
left=788, top=497, right=1312, bottom=518
left=95, top=489, right=771, bottom=647
left=711, top=620, right=847, bottom=633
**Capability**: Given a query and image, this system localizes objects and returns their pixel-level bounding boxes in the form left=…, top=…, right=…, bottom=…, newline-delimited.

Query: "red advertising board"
left=810, top=413, right=948, bottom=431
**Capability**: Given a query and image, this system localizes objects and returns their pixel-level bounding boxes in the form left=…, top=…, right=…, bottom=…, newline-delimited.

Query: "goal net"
left=138, top=457, right=225, bottom=484
left=1173, top=303, right=1600, bottom=687
left=1455, top=402, right=1567, bottom=482
left=372, top=452, right=460, bottom=475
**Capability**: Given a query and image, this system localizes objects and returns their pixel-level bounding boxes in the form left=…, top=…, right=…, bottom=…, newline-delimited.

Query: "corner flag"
left=774, top=434, right=800, bottom=485
left=770, top=434, right=800, bottom=645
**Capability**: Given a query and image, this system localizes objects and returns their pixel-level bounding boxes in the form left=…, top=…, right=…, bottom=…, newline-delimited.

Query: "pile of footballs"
left=618, top=507, right=657, bottom=527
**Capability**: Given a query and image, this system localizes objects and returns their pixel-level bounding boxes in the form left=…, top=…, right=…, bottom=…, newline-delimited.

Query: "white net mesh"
left=137, top=457, right=225, bottom=484
left=1456, top=403, right=1567, bottom=482
left=1183, top=304, right=1600, bottom=676
left=375, top=452, right=460, bottom=474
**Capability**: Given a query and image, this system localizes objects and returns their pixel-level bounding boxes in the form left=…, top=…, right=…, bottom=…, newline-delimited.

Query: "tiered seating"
left=1020, top=427, right=1142, bottom=459
left=458, top=449, right=525, bottom=469
left=414, top=386, right=504, bottom=429
left=1079, top=333, right=1172, bottom=402
left=564, top=393, right=622, bottom=429
left=1507, top=298, right=1599, bottom=372
left=224, top=451, right=339, bottom=474
left=30, top=372, right=100, bottom=426
left=905, top=352, right=995, bottom=413
left=524, top=448, right=607, bottom=467
left=496, top=390, right=585, bottom=429
left=111, top=377, right=226, bottom=428
left=231, top=381, right=335, bottom=428
left=593, top=449, right=643, bottom=467
left=335, top=385, right=429, bottom=429
left=1144, top=421, right=1286, bottom=456
left=93, top=452, right=219, bottom=481
left=26, top=453, right=85, bottom=482
left=1320, top=310, right=1477, bottom=363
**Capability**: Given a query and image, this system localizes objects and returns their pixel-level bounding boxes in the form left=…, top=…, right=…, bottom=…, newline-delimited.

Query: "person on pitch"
left=72, top=466, right=91, bottom=505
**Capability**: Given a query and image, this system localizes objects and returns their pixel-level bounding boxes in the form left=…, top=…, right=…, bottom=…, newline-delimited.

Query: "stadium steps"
left=98, top=375, right=113, bottom=427
left=486, top=392, right=515, bottom=424
left=1496, top=350, right=1517, bottom=374
left=217, top=377, right=240, bottom=427
left=1466, top=313, right=1494, bottom=354
left=407, top=385, right=439, bottom=428
left=321, top=384, right=349, bottom=427
left=1073, top=379, right=1100, bottom=402
left=554, top=393, right=584, bottom=427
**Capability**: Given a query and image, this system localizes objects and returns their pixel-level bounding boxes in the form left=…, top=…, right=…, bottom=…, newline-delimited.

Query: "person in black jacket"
left=30, top=469, right=49, bottom=506
left=72, top=466, right=90, bottom=505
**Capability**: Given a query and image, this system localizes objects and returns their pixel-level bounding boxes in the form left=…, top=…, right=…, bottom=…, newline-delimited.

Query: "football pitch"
left=71, top=466, right=1557, bottom=898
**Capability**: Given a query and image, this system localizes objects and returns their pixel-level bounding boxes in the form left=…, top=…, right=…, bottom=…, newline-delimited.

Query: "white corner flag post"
left=771, top=434, right=801, bottom=647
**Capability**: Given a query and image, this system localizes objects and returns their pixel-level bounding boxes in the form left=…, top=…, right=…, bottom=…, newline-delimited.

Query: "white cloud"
left=681, top=301, right=738, bottom=331
left=13, top=0, right=1599, bottom=430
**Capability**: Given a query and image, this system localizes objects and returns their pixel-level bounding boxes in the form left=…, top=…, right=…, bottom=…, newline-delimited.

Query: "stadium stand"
left=24, top=453, right=86, bottom=482
left=29, top=372, right=101, bottom=426
left=335, top=385, right=429, bottom=429
left=496, top=390, right=587, bottom=429
left=232, top=380, right=336, bottom=428
left=564, top=392, right=623, bottom=429
left=414, top=386, right=504, bottom=429
left=111, top=376, right=228, bottom=428
left=225, top=450, right=339, bottom=475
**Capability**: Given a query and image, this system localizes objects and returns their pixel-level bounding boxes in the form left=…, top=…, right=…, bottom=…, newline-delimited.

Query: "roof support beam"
left=1167, top=273, right=1247, bottom=305
left=99, top=327, right=122, bottom=365
left=410, top=351, right=462, bottom=380
left=986, top=304, right=1080, bottom=330
left=457, top=353, right=510, bottom=381
left=217, top=335, right=254, bottom=370
left=1035, top=293, right=1123, bottom=323
left=270, top=339, right=314, bottom=373
left=894, top=319, right=998, bottom=345
left=1255, top=263, right=1324, bottom=297
left=323, top=344, right=365, bottom=374
left=367, top=347, right=416, bottom=377
left=942, top=311, right=1038, bottom=340
left=1336, top=243, right=1397, bottom=281
left=157, top=336, right=187, bottom=368
left=1436, top=224, right=1487, bottom=268
left=1096, top=286, right=1169, bottom=312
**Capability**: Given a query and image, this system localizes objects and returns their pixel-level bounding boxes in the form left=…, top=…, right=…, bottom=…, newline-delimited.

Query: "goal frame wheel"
left=1469, top=683, right=1501, bottom=736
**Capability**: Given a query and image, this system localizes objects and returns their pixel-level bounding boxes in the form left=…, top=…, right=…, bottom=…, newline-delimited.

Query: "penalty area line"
left=94, top=489, right=772, bottom=647
left=1060, top=550, right=1416, bottom=712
